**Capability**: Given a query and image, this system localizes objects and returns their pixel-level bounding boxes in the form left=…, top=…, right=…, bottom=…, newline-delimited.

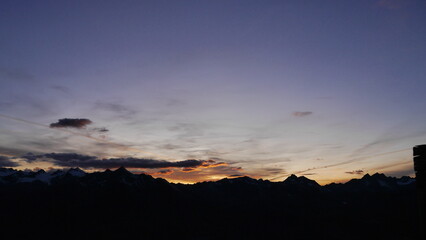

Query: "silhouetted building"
left=413, top=145, right=426, bottom=239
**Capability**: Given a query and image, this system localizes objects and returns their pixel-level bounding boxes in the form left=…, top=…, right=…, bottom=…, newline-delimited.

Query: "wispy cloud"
left=263, top=168, right=286, bottom=175
left=161, top=164, right=250, bottom=183
left=50, top=85, right=70, bottom=94
left=351, top=128, right=426, bottom=157
left=229, top=174, right=244, bottom=178
left=270, top=148, right=411, bottom=181
left=160, top=144, right=182, bottom=150
left=0, top=146, right=32, bottom=157
left=292, top=111, right=313, bottom=117
left=92, top=127, right=109, bottom=133
left=94, top=101, right=136, bottom=118
left=152, top=169, right=174, bottom=175
left=377, top=0, right=405, bottom=9
left=0, top=67, right=35, bottom=82
left=345, top=170, right=364, bottom=175
left=167, top=123, right=204, bottom=137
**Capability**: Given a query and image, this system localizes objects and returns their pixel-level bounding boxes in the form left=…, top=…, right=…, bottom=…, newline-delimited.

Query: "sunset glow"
left=1, top=0, right=425, bottom=184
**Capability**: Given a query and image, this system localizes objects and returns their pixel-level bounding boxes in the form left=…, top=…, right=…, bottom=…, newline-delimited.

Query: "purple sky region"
left=1, top=0, right=426, bottom=184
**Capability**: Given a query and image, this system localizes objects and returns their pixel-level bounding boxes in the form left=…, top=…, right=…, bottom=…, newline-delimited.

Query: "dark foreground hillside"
left=0, top=167, right=419, bottom=240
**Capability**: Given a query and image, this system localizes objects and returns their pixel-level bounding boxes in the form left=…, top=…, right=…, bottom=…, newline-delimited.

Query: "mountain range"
left=0, top=166, right=416, bottom=190
left=0, top=167, right=419, bottom=240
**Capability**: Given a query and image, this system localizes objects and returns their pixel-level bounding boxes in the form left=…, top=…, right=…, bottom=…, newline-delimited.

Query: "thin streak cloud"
left=293, top=112, right=313, bottom=117
left=271, top=148, right=411, bottom=180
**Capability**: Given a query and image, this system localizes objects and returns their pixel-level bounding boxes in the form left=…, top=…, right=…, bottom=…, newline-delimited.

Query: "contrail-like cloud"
left=270, top=148, right=411, bottom=180
left=293, top=111, right=312, bottom=117
left=294, top=148, right=411, bottom=175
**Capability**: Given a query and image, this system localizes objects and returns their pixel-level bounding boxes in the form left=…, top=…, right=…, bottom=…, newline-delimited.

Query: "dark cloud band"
left=21, top=152, right=225, bottom=170
left=0, top=156, right=20, bottom=167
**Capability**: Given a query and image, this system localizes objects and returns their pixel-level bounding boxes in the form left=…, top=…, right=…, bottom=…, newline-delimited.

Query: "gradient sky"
left=1, top=0, right=426, bottom=184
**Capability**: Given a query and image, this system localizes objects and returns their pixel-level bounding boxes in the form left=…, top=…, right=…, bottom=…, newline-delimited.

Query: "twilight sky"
left=1, top=0, right=426, bottom=184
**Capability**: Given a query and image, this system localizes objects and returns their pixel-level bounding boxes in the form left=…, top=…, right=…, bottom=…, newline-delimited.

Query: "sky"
left=1, top=0, right=426, bottom=184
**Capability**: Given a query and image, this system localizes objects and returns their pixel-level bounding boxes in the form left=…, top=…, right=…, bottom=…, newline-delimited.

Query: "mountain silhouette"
left=0, top=167, right=419, bottom=240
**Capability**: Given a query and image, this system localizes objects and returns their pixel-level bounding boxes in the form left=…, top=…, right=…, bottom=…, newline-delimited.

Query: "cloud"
left=0, top=101, right=14, bottom=109
left=302, top=173, right=316, bottom=176
left=180, top=161, right=227, bottom=172
left=21, top=152, right=226, bottom=170
left=181, top=167, right=199, bottom=172
left=0, top=156, right=20, bottom=167
left=161, top=144, right=181, bottom=150
left=377, top=0, right=405, bottom=9
left=0, top=146, right=32, bottom=157
left=0, top=95, right=56, bottom=116
left=51, top=85, right=70, bottom=93
left=92, top=127, right=109, bottom=133
left=21, top=153, right=38, bottom=162
left=167, top=123, right=204, bottom=137
left=96, top=102, right=131, bottom=113
left=263, top=168, right=285, bottom=174
left=229, top=174, right=244, bottom=178
left=152, top=169, right=174, bottom=175
left=50, top=118, right=93, bottom=129
left=0, top=67, right=35, bottom=82
left=345, top=170, right=364, bottom=175
left=166, top=98, right=186, bottom=107
left=94, top=102, right=136, bottom=118
left=350, top=127, right=426, bottom=157
left=378, top=164, right=414, bottom=177
left=289, top=148, right=411, bottom=178
left=292, top=111, right=313, bottom=117
left=158, top=162, right=249, bottom=183
left=204, top=160, right=227, bottom=168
